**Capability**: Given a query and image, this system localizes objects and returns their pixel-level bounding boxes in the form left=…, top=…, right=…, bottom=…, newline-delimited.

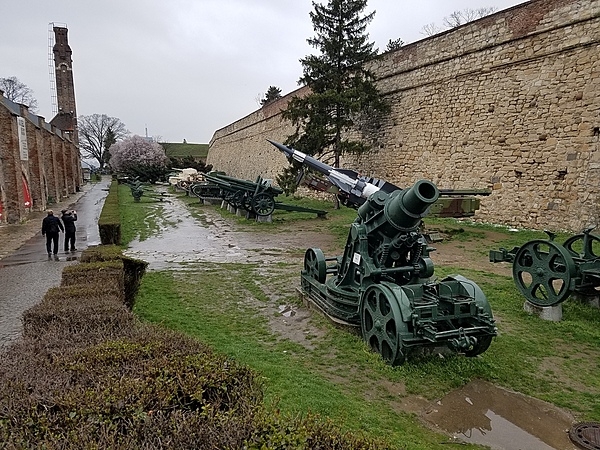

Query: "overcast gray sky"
left=2, top=0, right=527, bottom=144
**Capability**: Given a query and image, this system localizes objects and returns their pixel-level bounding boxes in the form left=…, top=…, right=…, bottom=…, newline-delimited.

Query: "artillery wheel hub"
left=374, top=319, right=383, bottom=331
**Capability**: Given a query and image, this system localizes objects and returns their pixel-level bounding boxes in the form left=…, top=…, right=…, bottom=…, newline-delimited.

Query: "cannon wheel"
left=360, top=284, right=407, bottom=365
left=224, top=191, right=236, bottom=205
left=242, top=193, right=253, bottom=211
left=231, top=190, right=245, bottom=208
left=303, top=248, right=327, bottom=283
left=512, top=239, right=576, bottom=307
left=463, top=335, right=493, bottom=357
left=563, top=233, right=600, bottom=259
left=252, top=192, right=275, bottom=216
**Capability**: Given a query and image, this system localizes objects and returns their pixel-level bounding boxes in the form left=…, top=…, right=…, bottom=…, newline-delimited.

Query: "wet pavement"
left=0, top=180, right=111, bottom=348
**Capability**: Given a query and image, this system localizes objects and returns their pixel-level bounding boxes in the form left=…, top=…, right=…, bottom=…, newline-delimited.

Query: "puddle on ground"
left=124, top=192, right=336, bottom=270
left=123, top=194, right=303, bottom=269
left=423, top=379, right=577, bottom=450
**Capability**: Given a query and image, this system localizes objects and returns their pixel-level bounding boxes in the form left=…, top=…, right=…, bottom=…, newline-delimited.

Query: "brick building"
left=0, top=24, right=81, bottom=224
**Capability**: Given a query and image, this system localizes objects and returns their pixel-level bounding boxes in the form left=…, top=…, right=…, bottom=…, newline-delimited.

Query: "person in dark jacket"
left=41, top=210, right=64, bottom=257
left=61, top=209, right=78, bottom=252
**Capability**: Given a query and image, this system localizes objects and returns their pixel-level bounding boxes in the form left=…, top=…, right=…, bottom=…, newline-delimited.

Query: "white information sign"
left=17, top=117, right=29, bottom=161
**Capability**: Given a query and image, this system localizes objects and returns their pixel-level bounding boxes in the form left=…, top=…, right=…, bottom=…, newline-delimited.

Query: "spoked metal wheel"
left=513, top=240, right=576, bottom=307
left=242, top=193, right=253, bottom=211
left=563, top=232, right=600, bottom=259
left=230, top=190, right=245, bottom=208
left=251, top=193, right=275, bottom=216
left=360, top=284, right=407, bottom=365
left=303, top=248, right=327, bottom=283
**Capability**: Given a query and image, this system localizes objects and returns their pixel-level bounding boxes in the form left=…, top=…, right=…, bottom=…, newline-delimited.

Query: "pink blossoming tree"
left=109, top=135, right=170, bottom=183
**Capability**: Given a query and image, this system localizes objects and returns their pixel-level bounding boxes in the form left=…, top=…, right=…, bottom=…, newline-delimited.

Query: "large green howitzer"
left=489, top=227, right=600, bottom=307
left=301, top=179, right=497, bottom=365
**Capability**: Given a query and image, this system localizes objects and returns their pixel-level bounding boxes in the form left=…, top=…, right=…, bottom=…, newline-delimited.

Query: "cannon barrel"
left=384, top=179, right=440, bottom=231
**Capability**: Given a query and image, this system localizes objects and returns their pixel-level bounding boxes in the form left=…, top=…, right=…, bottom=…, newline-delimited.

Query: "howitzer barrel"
left=385, top=180, right=439, bottom=231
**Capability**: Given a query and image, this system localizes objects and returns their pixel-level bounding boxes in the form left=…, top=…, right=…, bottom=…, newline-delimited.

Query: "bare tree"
left=421, top=6, right=498, bottom=36
left=0, top=76, right=38, bottom=112
left=78, top=114, right=129, bottom=170
left=421, top=23, right=444, bottom=37
left=443, top=7, right=498, bottom=28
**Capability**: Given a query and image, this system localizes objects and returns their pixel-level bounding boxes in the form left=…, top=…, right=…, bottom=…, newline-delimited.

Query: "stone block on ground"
left=523, top=301, right=562, bottom=321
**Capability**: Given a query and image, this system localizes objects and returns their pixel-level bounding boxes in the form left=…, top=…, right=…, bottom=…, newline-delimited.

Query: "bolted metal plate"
left=569, top=422, right=600, bottom=450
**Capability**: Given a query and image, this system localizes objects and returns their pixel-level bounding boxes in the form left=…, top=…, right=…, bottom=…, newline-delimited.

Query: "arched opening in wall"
left=22, top=174, right=32, bottom=210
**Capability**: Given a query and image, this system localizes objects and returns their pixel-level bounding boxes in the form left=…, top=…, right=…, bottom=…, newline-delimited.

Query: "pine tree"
left=260, top=86, right=282, bottom=106
left=282, top=0, right=388, bottom=170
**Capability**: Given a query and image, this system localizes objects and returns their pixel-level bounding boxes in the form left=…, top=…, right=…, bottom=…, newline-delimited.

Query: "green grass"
left=118, top=184, right=178, bottom=245
left=135, top=269, right=473, bottom=449
left=124, top=190, right=600, bottom=448
left=161, top=142, right=208, bottom=160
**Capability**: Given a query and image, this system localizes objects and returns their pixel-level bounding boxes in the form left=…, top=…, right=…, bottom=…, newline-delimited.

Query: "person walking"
left=61, top=209, right=77, bottom=252
left=41, top=210, right=64, bottom=258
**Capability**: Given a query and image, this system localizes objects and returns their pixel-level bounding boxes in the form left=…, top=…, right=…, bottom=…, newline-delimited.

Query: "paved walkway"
left=0, top=179, right=111, bottom=348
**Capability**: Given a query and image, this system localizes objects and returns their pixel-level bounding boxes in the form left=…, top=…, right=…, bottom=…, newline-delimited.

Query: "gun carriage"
left=194, top=173, right=283, bottom=216
left=268, top=141, right=497, bottom=364
left=192, top=172, right=327, bottom=218
left=490, top=227, right=600, bottom=307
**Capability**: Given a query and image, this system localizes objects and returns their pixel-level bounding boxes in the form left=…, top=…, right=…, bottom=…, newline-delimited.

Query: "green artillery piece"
left=128, top=179, right=146, bottom=202
left=127, top=179, right=168, bottom=203
left=490, top=227, right=600, bottom=307
left=208, top=173, right=283, bottom=216
left=301, top=179, right=497, bottom=365
left=193, top=172, right=327, bottom=218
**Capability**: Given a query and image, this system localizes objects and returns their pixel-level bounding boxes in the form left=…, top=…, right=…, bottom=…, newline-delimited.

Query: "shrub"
left=98, top=181, right=121, bottom=245
left=79, top=244, right=123, bottom=263
left=22, top=291, right=134, bottom=344
left=0, top=326, right=263, bottom=449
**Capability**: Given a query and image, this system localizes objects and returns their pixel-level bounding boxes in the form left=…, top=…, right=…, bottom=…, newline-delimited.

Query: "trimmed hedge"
left=0, top=327, right=263, bottom=449
left=0, top=225, right=392, bottom=449
left=98, top=181, right=121, bottom=245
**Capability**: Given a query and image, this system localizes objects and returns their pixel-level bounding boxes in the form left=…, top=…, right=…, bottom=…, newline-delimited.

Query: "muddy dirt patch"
left=423, top=379, right=577, bottom=450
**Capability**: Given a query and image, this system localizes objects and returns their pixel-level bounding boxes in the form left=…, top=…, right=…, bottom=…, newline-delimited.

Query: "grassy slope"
left=121, top=186, right=600, bottom=449
left=161, top=142, right=209, bottom=160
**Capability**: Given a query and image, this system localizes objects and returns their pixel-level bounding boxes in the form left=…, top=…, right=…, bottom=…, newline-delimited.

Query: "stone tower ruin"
left=49, top=25, right=77, bottom=144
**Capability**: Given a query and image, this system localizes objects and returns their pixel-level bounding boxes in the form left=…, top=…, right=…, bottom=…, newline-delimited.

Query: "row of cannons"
left=176, top=172, right=328, bottom=220
left=179, top=141, right=598, bottom=365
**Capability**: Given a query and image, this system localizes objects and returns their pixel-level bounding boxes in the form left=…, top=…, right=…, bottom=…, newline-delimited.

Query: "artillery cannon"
left=267, top=140, right=490, bottom=218
left=300, top=179, right=497, bottom=365
left=193, top=172, right=283, bottom=216
left=490, top=227, right=600, bottom=307
left=192, top=172, right=327, bottom=218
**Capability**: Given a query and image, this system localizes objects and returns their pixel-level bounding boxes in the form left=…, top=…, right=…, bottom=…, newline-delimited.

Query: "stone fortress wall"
left=208, top=0, right=600, bottom=232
